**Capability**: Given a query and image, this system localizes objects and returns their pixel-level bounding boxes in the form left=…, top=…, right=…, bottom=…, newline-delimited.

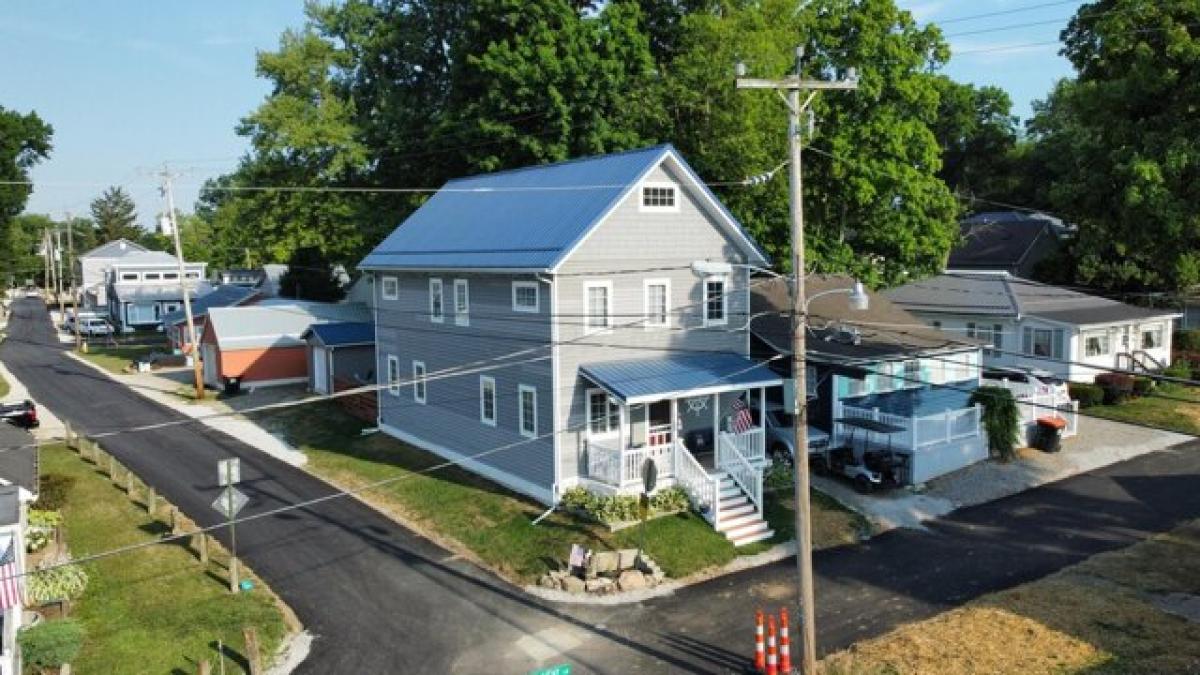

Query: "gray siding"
left=373, top=271, right=556, bottom=501
left=553, top=163, right=753, bottom=483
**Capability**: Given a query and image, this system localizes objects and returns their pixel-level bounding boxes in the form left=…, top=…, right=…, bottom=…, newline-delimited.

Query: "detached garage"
left=301, top=321, right=376, bottom=394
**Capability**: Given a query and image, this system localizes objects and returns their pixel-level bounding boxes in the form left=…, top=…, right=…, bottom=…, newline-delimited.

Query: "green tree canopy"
left=89, top=187, right=141, bottom=243
left=278, top=246, right=345, bottom=302
left=0, top=105, right=53, bottom=283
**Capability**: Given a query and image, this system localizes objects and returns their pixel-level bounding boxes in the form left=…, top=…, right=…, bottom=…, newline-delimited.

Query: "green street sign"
left=530, top=665, right=571, bottom=675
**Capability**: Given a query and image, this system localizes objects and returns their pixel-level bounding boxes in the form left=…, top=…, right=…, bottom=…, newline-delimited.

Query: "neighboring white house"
left=886, top=271, right=1180, bottom=382
left=106, top=251, right=209, bottom=331
left=74, top=238, right=148, bottom=309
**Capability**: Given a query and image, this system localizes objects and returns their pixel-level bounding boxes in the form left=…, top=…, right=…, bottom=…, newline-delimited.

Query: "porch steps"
left=714, top=475, right=773, bottom=547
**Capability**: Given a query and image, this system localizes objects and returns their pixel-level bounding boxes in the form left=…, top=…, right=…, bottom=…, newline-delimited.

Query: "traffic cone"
left=779, top=608, right=792, bottom=674
left=766, top=614, right=778, bottom=675
left=754, top=609, right=766, bottom=672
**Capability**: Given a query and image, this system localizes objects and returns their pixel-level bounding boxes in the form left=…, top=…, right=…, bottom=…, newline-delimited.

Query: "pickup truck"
left=0, top=400, right=39, bottom=429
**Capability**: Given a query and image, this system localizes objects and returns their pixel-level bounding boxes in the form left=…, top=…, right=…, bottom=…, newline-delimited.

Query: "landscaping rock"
left=585, top=577, right=614, bottom=594
left=617, top=569, right=646, bottom=592
left=539, top=574, right=559, bottom=590
left=588, top=550, right=621, bottom=576
left=617, top=548, right=640, bottom=569
left=561, top=575, right=585, bottom=593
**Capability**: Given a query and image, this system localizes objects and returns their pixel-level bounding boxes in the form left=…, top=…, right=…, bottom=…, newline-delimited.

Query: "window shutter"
left=1053, top=329, right=1064, bottom=359
left=1023, top=327, right=1033, bottom=354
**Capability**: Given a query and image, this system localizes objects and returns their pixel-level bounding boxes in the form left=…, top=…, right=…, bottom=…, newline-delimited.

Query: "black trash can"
left=223, top=377, right=241, bottom=396
left=1033, top=416, right=1066, bottom=452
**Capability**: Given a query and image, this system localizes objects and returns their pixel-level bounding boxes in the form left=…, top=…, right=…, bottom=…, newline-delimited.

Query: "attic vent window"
left=641, top=184, right=677, bottom=211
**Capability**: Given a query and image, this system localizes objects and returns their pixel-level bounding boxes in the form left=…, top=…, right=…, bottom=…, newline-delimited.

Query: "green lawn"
left=255, top=403, right=865, bottom=583
left=0, top=369, right=9, bottom=399
left=77, top=344, right=157, bottom=374
left=1085, top=383, right=1200, bottom=436
left=41, top=445, right=293, bottom=674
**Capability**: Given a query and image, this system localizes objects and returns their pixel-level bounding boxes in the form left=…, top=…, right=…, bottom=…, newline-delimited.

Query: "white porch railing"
left=1017, top=394, right=1079, bottom=438
left=836, top=401, right=984, bottom=451
left=587, top=438, right=676, bottom=489
left=717, top=433, right=762, bottom=517
left=674, top=441, right=721, bottom=525
left=717, top=427, right=766, bottom=464
left=586, top=438, right=622, bottom=486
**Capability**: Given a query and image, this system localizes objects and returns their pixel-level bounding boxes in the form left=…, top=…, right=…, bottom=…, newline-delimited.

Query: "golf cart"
left=811, top=417, right=909, bottom=494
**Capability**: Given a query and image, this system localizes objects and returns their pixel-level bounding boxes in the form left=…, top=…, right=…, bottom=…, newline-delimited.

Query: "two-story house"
left=74, top=238, right=148, bottom=309
left=360, top=145, right=783, bottom=545
left=106, top=251, right=209, bottom=331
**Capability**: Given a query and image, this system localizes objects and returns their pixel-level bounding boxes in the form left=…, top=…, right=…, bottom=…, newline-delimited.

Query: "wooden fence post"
left=170, top=507, right=180, bottom=535
left=197, top=659, right=211, bottom=675
left=147, top=488, right=157, bottom=516
left=125, top=470, right=135, bottom=496
left=64, top=421, right=75, bottom=450
left=107, top=453, right=116, bottom=478
left=198, top=533, right=209, bottom=564
left=243, top=626, right=262, bottom=675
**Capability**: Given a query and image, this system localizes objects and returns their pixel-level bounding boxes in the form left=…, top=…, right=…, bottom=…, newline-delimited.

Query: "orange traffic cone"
left=779, top=608, right=792, bottom=674
left=754, top=609, right=766, bottom=672
left=766, top=614, right=778, bottom=675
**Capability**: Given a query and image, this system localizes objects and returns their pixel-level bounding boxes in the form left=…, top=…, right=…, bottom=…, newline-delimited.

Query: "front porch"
left=577, top=354, right=781, bottom=546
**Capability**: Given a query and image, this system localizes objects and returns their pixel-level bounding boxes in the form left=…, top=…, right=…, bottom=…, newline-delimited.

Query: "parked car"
left=0, top=400, right=38, bottom=429
left=982, top=366, right=1069, bottom=402
left=81, top=317, right=115, bottom=337
left=757, top=404, right=831, bottom=465
left=64, top=310, right=100, bottom=332
left=23, top=286, right=39, bottom=298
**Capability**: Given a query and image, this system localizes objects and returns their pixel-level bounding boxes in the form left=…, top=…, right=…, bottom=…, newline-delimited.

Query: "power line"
left=932, top=0, right=1083, bottom=26
left=951, top=21, right=1200, bottom=56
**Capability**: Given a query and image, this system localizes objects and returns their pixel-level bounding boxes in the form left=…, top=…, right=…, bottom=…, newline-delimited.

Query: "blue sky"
left=3, top=1, right=1082, bottom=229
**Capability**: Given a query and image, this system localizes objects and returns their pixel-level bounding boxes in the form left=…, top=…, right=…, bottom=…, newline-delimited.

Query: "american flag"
left=0, top=535, right=23, bottom=610
left=730, top=397, right=755, bottom=434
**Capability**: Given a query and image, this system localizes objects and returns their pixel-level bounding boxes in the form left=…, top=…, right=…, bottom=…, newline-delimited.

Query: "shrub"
left=1174, top=330, right=1200, bottom=353
left=1132, top=376, right=1155, bottom=397
left=27, top=509, right=62, bottom=529
left=32, top=473, right=75, bottom=511
left=1164, top=358, right=1193, bottom=380
left=27, top=560, right=89, bottom=606
left=560, top=486, right=692, bottom=525
left=765, top=462, right=795, bottom=491
left=969, top=386, right=1021, bottom=461
left=1094, top=373, right=1135, bottom=404
left=649, top=486, right=689, bottom=514
left=1068, top=383, right=1105, bottom=409
left=18, top=619, right=84, bottom=669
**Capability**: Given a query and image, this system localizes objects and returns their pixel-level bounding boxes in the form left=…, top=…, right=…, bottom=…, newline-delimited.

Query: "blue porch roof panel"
left=359, top=144, right=767, bottom=271
left=163, top=285, right=258, bottom=327
left=303, top=321, right=375, bottom=348
left=580, top=354, right=782, bottom=404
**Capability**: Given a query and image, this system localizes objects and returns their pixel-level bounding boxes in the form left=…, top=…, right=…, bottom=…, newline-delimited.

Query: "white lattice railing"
left=717, top=433, right=762, bottom=518
left=586, top=438, right=622, bottom=486
left=674, top=441, right=720, bottom=524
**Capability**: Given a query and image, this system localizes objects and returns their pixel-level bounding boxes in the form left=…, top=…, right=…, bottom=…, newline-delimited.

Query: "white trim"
left=637, top=181, right=680, bottom=213
left=412, top=360, right=427, bottom=404
left=642, top=278, right=671, bottom=329
left=428, top=278, right=444, bottom=323
left=549, top=275, right=561, bottom=499
left=379, top=422, right=554, bottom=505
left=453, top=278, right=470, bottom=326
left=585, top=387, right=620, bottom=440
left=361, top=265, right=550, bottom=274
left=615, top=378, right=783, bottom=406
left=582, top=280, right=613, bottom=335
left=479, top=375, right=497, bottom=427
left=386, top=354, right=401, bottom=396
left=373, top=286, right=383, bottom=425
left=518, top=384, right=538, bottom=438
left=381, top=275, right=399, bottom=301
left=234, top=375, right=307, bottom=388
left=512, top=280, right=540, bottom=313
left=703, top=275, right=728, bottom=327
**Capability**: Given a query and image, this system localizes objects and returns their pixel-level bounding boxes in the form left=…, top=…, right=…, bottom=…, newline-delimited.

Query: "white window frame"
left=518, top=384, right=538, bottom=438
left=143, top=272, right=161, bottom=281
left=479, top=376, right=497, bottom=427
left=120, top=272, right=139, bottom=282
left=586, top=388, right=620, bottom=438
left=429, top=278, right=444, bottom=323
left=643, top=278, right=670, bottom=329
left=163, top=272, right=179, bottom=280
left=583, top=280, right=613, bottom=335
left=185, top=271, right=201, bottom=279
left=453, top=279, right=470, bottom=326
left=381, top=275, right=399, bottom=301
left=386, top=355, right=400, bottom=397
left=1141, top=322, right=1164, bottom=350
left=412, top=360, right=427, bottom=404
left=512, top=281, right=539, bottom=313
left=703, top=275, right=728, bottom=327
left=638, top=181, right=680, bottom=213
left=1083, top=329, right=1111, bottom=357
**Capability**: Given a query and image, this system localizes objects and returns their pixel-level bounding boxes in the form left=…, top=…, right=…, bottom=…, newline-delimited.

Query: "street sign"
left=218, top=458, right=241, bottom=486
left=529, top=665, right=571, bottom=675
left=211, top=486, right=248, bottom=520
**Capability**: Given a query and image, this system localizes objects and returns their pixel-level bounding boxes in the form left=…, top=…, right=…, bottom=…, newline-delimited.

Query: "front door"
left=311, top=347, right=328, bottom=394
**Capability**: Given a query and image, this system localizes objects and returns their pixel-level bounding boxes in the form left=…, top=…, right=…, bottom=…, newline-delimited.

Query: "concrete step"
left=729, top=525, right=775, bottom=547
left=719, top=485, right=741, bottom=499
left=723, top=518, right=772, bottom=542
left=716, top=510, right=762, bottom=532
left=719, top=501, right=756, bottom=520
left=719, top=493, right=748, bottom=509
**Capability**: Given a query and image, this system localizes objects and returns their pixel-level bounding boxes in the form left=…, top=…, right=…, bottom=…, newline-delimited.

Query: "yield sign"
left=211, top=486, right=249, bottom=520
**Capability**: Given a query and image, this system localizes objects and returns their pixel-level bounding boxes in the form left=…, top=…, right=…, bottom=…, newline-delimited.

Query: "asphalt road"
left=4, top=297, right=1200, bottom=674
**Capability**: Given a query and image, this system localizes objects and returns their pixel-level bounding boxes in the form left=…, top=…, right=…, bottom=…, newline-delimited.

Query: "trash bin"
left=224, top=377, right=241, bottom=396
left=1033, top=416, right=1067, bottom=452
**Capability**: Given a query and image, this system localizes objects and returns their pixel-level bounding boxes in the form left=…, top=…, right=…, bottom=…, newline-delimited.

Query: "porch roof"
left=580, top=354, right=782, bottom=405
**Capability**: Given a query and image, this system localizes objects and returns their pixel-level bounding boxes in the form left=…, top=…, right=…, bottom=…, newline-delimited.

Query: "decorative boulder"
left=561, top=575, right=586, bottom=593
left=587, top=551, right=621, bottom=577
left=585, top=577, right=615, bottom=594
left=617, top=549, right=640, bottom=569
left=617, top=569, right=647, bottom=592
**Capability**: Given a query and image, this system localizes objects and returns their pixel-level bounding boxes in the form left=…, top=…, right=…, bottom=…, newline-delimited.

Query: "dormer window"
left=640, top=183, right=678, bottom=212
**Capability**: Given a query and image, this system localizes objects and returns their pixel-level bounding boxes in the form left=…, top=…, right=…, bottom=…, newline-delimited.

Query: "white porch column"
left=618, top=402, right=626, bottom=483
left=670, top=397, right=679, bottom=447
left=712, top=393, right=720, bottom=461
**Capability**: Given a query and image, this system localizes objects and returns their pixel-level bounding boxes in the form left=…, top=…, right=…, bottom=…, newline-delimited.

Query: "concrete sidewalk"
left=816, top=415, right=1190, bottom=531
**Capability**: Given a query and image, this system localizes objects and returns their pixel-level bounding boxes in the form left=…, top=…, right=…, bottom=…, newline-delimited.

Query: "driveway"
left=3, top=298, right=1200, bottom=673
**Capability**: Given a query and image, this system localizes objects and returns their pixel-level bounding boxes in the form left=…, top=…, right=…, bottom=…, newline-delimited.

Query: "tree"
left=1027, top=0, right=1200, bottom=291
left=0, top=105, right=52, bottom=283
left=89, top=187, right=141, bottom=242
left=278, top=246, right=345, bottom=301
left=932, top=77, right=1021, bottom=207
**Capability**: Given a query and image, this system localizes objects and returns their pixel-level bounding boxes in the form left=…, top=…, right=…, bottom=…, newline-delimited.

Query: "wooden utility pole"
left=55, top=224, right=65, bottom=318
left=736, top=48, right=857, bottom=674
left=66, top=213, right=81, bottom=350
left=160, top=166, right=205, bottom=400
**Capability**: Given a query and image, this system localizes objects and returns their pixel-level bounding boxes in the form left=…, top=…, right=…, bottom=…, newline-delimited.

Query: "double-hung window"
left=512, top=281, right=539, bottom=313
left=386, top=355, right=400, bottom=396
left=1084, top=330, right=1111, bottom=357
left=643, top=279, right=669, bottom=329
left=587, top=389, right=619, bottom=437
left=584, top=281, right=612, bottom=334
left=903, top=360, right=921, bottom=388
left=454, top=279, right=469, bottom=326
left=429, top=278, right=444, bottom=323
left=412, top=361, right=427, bottom=404
left=479, top=376, right=496, bottom=427
left=1023, top=326, right=1064, bottom=359
left=518, top=385, right=537, bottom=438
left=968, top=323, right=1004, bottom=357
left=381, top=276, right=399, bottom=301
left=1141, top=323, right=1163, bottom=350
left=704, top=276, right=727, bottom=326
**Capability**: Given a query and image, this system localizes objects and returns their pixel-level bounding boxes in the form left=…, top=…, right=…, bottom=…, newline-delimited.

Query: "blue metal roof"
left=303, top=321, right=375, bottom=347
left=359, top=144, right=767, bottom=271
left=162, top=285, right=258, bottom=326
left=580, top=354, right=782, bottom=404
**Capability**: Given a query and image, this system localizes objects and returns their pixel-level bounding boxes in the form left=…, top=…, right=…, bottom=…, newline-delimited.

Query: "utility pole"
left=42, top=229, right=50, bottom=297
left=161, top=166, right=206, bottom=400
left=736, top=48, right=857, bottom=674
left=55, top=224, right=65, bottom=318
left=66, top=212, right=81, bottom=350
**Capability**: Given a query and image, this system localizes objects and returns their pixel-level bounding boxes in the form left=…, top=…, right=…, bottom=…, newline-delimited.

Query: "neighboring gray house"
left=887, top=271, right=1180, bottom=382
left=359, top=144, right=782, bottom=546
left=950, top=212, right=1070, bottom=278
left=106, top=251, right=209, bottom=331
left=301, top=321, right=376, bottom=394
left=74, top=238, right=147, bottom=309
